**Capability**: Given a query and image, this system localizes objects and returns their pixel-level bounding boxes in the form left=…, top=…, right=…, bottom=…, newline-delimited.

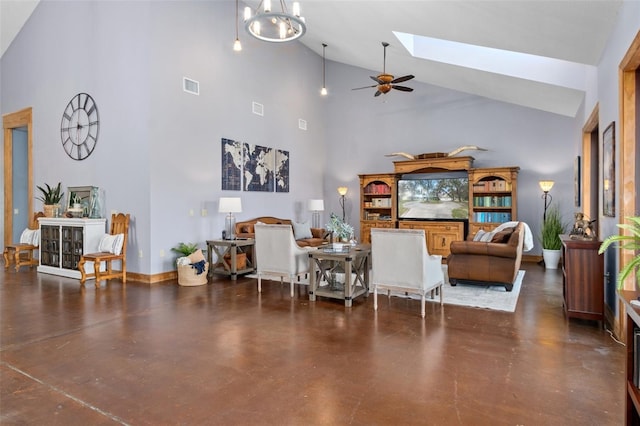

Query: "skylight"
left=393, top=31, right=592, bottom=92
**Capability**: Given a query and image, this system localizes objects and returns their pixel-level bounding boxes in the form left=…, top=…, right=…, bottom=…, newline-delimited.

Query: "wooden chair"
left=3, top=212, right=45, bottom=271
left=371, top=228, right=444, bottom=318
left=78, top=213, right=130, bottom=287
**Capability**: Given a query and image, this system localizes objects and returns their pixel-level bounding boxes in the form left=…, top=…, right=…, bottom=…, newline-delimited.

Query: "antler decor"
left=385, top=145, right=488, bottom=160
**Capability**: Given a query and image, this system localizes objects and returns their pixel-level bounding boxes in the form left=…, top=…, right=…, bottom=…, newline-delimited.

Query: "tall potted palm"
left=598, top=216, right=640, bottom=290
left=540, top=205, right=567, bottom=269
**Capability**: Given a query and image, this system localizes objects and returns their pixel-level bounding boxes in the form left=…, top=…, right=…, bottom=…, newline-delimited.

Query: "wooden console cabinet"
left=560, top=235, right=604, bottom=322
left=38, top=218, right=106, bottom=279
left=619, top=290, right=640, bottom=425
left=399, top=221, right=463, bottom=258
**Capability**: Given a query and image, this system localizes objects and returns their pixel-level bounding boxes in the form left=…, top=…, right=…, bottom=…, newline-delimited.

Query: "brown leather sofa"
left=446, top=222, right=524, bottom=291
left=235, top=216, right=327, bottom=247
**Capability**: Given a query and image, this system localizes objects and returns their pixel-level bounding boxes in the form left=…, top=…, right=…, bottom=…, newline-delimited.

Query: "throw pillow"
left=491, top=227, right=515, bottom=243
left=19, top=229, right=38, bottom=246
left=188, top=249, right=205, bottom=263
left=98, top=233, right=125, bottom=255
left=479, top=231, right=496, bottom=242
left=292, top=221, right=313, bottom=240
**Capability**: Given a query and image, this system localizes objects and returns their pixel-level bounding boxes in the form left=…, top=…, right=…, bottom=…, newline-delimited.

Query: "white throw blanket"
left=494, top=221, right=534, bottom=252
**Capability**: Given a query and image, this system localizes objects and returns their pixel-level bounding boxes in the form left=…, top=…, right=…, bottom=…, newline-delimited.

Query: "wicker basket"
left=177, top=262, right=209, bottom=286
left=223, top=253, right=247, bottom=270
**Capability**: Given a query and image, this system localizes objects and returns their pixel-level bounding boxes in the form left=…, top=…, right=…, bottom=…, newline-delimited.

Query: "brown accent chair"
left=3, top=212, right=45, bottom=271
left=235, top=216, right=327, bottom=247
left=447, top=222, right=525, bottom=292
left=78, top=213, right=130, bottom=287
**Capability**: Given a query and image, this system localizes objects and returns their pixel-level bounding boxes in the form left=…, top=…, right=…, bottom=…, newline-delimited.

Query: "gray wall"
left=1, top=0, right=638, bottom=279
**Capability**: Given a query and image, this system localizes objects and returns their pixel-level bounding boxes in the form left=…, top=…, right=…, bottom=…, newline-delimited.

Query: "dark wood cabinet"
left=619, top=290, right=640, bottom=425
left=560, top=235, right=604, bottom=322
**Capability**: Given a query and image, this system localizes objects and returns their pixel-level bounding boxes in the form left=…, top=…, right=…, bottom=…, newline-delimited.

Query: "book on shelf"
left=473, top=196, right=512, bottom=207
left=473, top=212, right=512, bottom=223
left=472, top=179, right=512, bottom=192
left=365, top=183, right=391, bottom=194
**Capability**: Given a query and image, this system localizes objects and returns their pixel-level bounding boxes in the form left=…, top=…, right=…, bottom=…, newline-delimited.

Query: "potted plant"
left=172, top=242, right=208, bottom=286
left=36, top=182, right=64, bottom=217
left=326, top=213, right=354, bottom=248
left=598, top=216, right=640, bottom=290
left=540, top=204, right=568, bottom=269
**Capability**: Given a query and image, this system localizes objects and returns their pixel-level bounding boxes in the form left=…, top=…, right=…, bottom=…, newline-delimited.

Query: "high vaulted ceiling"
left=2, top=1, right=623, bottom=117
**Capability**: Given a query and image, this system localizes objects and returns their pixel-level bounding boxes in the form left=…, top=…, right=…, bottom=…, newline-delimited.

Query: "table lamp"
left=308, top=199, right=324, bottom=228
left=219, top=197, right=242, bottom=240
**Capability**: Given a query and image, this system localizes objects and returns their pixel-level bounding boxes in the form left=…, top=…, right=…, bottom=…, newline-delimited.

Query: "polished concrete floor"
left=0, top=263, right=624, bottom=425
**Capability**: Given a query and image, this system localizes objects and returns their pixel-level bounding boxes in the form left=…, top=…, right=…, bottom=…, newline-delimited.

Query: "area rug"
left=435, top=269, right=524, bottom=312
left=247, top=268, right=524, bottom=313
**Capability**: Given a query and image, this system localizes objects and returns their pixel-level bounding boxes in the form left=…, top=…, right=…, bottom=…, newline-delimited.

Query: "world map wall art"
left=221, top=138, right=289, bottom=193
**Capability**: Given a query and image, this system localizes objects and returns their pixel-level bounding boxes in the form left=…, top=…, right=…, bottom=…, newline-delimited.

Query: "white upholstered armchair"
left=371, top=228, right=444, bottom=318
left=254, top=224, right=312, bottom=297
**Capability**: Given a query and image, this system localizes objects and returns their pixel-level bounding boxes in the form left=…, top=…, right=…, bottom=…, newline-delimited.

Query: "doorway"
left=582, top=104, right=600, bottom=236
left=3, top=107, right=33, bottom=246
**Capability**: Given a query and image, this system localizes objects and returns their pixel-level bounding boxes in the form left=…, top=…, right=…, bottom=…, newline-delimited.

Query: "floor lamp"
left=308, top=199, right=324, bottom=229
left=337, top=187, right=348, bottom=222
left=219, top=197, right=242, bottom=240
left=539, top=180, right=554, bottom=222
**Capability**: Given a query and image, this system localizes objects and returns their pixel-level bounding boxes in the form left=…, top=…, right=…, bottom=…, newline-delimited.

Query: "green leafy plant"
left=540, top=205, right=567, bottom=250
left=326, top=213, right=354, bottom=241
left=598, top=216, right=640, bottom=289
left=171, top=242, right=199, bottom=257
left=36, top=182, right=64, bottom=205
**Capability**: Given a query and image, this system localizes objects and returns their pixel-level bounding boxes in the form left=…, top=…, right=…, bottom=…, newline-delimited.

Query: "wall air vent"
left=183, top=77, right=199, bottom=95
left=252, top=102, right=264, bottom=116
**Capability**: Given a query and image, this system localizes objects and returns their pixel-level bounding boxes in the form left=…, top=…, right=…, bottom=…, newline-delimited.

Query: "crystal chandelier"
left=244, top=0, right=306, bottom=43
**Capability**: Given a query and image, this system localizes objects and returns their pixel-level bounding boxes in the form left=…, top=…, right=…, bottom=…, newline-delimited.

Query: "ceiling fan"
left=353, top=42, right=414, bottom=97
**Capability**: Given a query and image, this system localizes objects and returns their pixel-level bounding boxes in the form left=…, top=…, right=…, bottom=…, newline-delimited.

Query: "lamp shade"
left=308, top=199, right=324, bottom=211
left=219, top=197, right=242, bottom=213
left=337, top=187, right=348, bottom=196
left=539, top=180, right=555, bottom=192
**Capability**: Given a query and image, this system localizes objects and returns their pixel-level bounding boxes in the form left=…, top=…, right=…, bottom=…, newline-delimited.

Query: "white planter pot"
left=542, top=249, right=561, bottom=269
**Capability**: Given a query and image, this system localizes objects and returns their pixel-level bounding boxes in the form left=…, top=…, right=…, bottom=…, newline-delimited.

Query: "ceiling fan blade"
left=352, top=85, right=377, bottom=91
left=370, top=76, right=383, bottom=84
left=374, top=90, right=383, bottom=97
left=391, top=74, right=415, bottom=84
left=392, top=85, right=414, bottom=92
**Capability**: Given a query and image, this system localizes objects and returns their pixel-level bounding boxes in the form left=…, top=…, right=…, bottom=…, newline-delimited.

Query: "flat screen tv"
left=398, top=173, right=469, bottom=220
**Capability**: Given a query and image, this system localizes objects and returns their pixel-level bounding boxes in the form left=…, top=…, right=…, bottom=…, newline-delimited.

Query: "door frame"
left=3, top=107, right=33, bottom=246
left=619, top=31, right=639, bottom=290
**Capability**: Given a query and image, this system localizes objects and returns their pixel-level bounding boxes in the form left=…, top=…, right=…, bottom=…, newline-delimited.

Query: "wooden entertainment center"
left=359, top=156, right=519, bottom=257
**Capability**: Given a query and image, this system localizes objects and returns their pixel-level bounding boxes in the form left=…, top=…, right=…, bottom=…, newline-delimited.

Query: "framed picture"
left=602, top=121, right=615, bottom=217
left=574, top=156, right=581, bottom=207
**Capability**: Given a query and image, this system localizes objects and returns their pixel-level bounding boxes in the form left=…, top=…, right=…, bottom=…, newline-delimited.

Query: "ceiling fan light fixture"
left=244, top=0, right=306, bottom=43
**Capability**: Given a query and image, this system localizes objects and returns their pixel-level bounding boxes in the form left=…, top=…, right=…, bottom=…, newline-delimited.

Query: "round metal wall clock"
left=60, top=92, right=100, bottom=160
